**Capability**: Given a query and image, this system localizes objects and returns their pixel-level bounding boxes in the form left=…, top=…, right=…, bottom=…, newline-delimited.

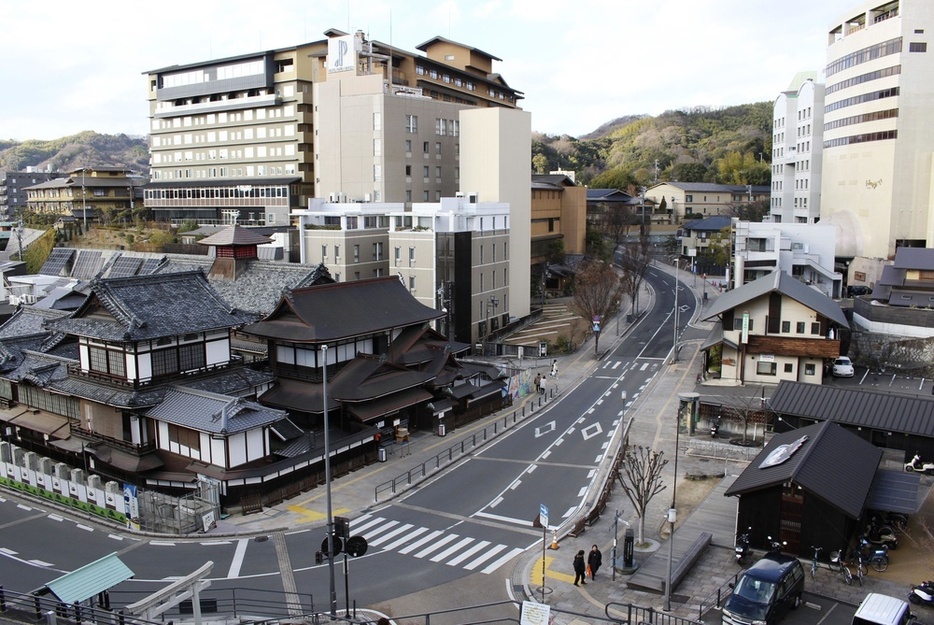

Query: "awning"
left=701, top=328, right=723, bottom=351
left=346, top=388, right=433, bottom=422
left=49, top=437, right=87, bottom=453
left=865, top=468, right=923, bottom=515
left=5, top=408, right=72, bottom=439
left=428, top=398, right=456, bottom=415
left=86, top=444, right=164, bottom=472
left=45, top=552, right=134, bottom=604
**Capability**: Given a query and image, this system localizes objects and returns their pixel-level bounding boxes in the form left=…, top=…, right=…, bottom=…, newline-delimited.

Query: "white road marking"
left=382, top=526, right=428, bottom=551
left=413, top=533, right=460, bottom=559
left=464, top=543, right=508, bottom=570
left=448, top=540, right=491, bottom=566
left=48, top=514, right=63, bottom=522
left=430, top=536, right=474, bottom=562
left=480, top=547, right=524, bottom=574
left=367, top=523, right=413, bottom=547
left=76, top=524, right=94, bottom=532
left=399, top=530, right=444, bottom=555
left=474, top=511, right=533, bottom=526
left=226, top=538, right=249, bottom=578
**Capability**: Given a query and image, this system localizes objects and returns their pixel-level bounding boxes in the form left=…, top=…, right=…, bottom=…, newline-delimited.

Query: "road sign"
left=346, top=535, right=368, bottom=557
left=539, top=503, right=549, bottom=528
left=321, top=536, right=343, bottom=557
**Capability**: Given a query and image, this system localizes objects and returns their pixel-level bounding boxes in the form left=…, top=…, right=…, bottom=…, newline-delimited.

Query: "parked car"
left=722, top=553, right=805, bottom=625
left=833, top=356, right=855, bottom=378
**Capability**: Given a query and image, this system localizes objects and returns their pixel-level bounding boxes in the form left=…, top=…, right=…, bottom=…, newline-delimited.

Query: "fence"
left=697, top=570, right=742, bottom=621
left=567, top=416, right=632, bottom=539
left=605, top=601, right=706, bottom=625
left=374, top=389, right=556, bottom=502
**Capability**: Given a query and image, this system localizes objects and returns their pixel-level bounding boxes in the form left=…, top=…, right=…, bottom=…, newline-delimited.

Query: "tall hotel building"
left=143, top=29, right=523, bottom=226
left=820, top=0, right=934, bottom=261
left=769, top=72, right=824, bottom=224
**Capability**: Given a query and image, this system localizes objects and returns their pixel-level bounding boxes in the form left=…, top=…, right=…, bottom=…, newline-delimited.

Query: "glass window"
left=781, top=321, right=790, bottom=333
left=757, top=361, right=777, bottom=376
left=805, top=363, right=816, bottom=375
left=796, top=322, right=806, bottom=333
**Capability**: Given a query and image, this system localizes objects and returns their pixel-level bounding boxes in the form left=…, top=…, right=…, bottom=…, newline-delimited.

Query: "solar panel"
left=139, top=257, right=166, bottom=275
left=40, top=248, right=75, bottom=276
left=106, top=255, right=144, bottom=278
left=71, top=250, right=103, bottom=280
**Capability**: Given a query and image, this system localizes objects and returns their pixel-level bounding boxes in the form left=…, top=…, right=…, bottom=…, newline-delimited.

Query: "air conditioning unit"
left=364, top=193, right=372, bottom=202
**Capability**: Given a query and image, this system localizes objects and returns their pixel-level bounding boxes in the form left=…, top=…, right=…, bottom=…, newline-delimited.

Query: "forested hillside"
left=0, top=132, right=149, bottom=175
left=533, top=102, right=773, bottom=191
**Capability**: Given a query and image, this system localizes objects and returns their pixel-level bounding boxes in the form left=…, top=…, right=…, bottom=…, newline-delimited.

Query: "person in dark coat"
left=588, top=544, right=603, bottom=580
left=572, top=549, right=586, bottom=586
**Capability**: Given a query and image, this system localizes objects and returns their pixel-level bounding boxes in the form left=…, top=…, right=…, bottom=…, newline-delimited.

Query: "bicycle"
left=810, top=546, right=823, bottom=579
left=850, top=550, right=865, bottom=586
left=829, top=548, right=853, bottom=585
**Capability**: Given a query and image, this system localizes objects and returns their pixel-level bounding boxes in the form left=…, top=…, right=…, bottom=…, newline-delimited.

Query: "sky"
left=0, top=0, right=863, bottom=141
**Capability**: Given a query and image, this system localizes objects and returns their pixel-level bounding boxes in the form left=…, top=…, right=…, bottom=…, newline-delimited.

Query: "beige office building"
left=820, top=0, right=934, bottom=261
left=143, top=29, right=522, bottom=225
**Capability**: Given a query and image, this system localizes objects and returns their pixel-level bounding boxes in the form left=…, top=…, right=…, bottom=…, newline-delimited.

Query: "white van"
left=852, top=593, right=913, bottom=625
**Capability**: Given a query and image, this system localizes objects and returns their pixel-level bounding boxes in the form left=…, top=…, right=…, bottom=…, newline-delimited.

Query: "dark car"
left=722, top=553, right=805, bottom=625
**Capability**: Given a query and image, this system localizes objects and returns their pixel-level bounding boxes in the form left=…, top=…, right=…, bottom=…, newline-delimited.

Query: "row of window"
left=825, top=37, right=901, bottom=77
left=151, top=102, right=294, bottom=131
left=823, top=108, right=898, bottom=131
left=150, top=164, right=296, bottom=180
left=823, top=129, right=898, bottom=148
left=826, top=64, right=901, bottom=95
left=415, top=65, right=476, bottom=91
left=731, top=318, right=822, bottom=335
left=756, top=361, right=818, bottom=377
left=825, top=86, right=899, bottom=113
left=144, top=184, right=290, bottom=200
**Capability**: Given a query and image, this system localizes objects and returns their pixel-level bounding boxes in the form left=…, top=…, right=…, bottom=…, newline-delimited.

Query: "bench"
left=669, top=532, right=712, bottom=592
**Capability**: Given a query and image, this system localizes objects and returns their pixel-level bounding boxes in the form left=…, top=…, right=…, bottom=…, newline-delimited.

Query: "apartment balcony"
left=154, top=92, right=280, bottom=118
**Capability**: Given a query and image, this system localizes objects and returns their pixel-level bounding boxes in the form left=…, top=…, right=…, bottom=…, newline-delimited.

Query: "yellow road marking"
left=286, top=505, right=351, bottom=523
left=529, top=554, right=576, bottom=584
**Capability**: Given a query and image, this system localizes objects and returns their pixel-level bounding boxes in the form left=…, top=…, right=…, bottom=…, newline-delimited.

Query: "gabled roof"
left=146, top=387, right=289, bottom=435
left=0, top=307, right=70, bottom=339
left=244, top=276, right=443, bottom=343
left=415, top=36, right=502, bottom=61
left=47, top=270, right=256, bottom=341
left=197, top=224, right=273, bottom=247
left=531, top=174, right=577, bottom=189
left=725, top=420, right=881, bottom=519
left=45, top=552, right=134, bottom=605
left=768, top=380, right=934, bottom=437
left=702, top=271, right=849, bottom=327
left=586, top=189, right=633, bottom=202
left=682, top=215, right=732, bottom=232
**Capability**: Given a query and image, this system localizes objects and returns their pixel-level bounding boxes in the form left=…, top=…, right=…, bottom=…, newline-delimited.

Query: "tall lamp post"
left=322, top=344, right=337, bottom=617
left=672, top=258, right=680, bottom=362
left=664, top=392, right=698, bottom=611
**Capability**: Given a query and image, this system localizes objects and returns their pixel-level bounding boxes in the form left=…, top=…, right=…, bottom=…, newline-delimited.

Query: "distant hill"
left=532, top=102, right=773, bottom=188
left=0, top=132, right=149, bottom=176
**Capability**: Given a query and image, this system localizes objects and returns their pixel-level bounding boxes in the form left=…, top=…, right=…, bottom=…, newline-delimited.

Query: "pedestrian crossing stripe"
left=353, top=514, right=524, bottom=574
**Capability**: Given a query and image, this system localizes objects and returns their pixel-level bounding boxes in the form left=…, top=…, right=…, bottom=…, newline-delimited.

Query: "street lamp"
left=663, top=392, right=698, bottom=610
left=672, top=258, right=680, bottom=363
left=322, top=344, right=337, bottom=618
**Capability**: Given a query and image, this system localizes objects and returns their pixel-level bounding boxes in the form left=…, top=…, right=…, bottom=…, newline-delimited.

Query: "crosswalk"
left=350, top=514, right=524, bottom=575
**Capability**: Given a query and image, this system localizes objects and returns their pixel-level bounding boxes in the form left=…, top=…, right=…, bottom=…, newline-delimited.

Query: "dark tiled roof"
left=682, top=216, right=732, bottom=232
left=702, top=271, right=849, bottom=327
left=146, top=387, right=288, bottom=435
left=725, top=420, right=881, bottom=519
left=156, top=256, right=322, bottom=315
left=49, top=375, right=166, bottom=409
left=244, top=276, right=444, bottom=343
left=531, top=174, right=577, bottom=189
left=893, top=247, right=934, bottom=271
left=0, top=307, right=70, bottom=339
left=768, top=380, right=934, bottom=437
left=586, top=189, right=633, bottom=202
left=47, top=270, right=257, bottom=341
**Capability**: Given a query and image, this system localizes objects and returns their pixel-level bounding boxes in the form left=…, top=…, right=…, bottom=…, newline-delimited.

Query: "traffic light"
left=334, top=516, right=350, bottom=539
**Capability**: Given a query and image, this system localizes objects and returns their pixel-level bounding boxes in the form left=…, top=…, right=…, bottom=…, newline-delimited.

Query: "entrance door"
left=779, top=482, right=803, bottom=554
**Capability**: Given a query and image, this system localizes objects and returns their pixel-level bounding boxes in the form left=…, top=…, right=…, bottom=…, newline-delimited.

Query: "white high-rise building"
left=820, top=0, right=934, bottom=262
left=770, top=73, right=825, bottom=224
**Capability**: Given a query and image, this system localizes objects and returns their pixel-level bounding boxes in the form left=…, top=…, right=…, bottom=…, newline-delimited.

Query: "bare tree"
left=616, top=446, right=668, bottom=544
left=618, top=231, right=653, bottom=317
left=569, top=259, right=624, bottom=354
left=601, top=202, right=633, bottom=251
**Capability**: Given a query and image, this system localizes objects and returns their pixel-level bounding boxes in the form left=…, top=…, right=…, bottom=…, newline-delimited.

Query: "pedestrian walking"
left=533, top=373, right=541, bottom=395
left=539, top=374, right=546, bottom=395
left=550, top=359, right=558, bottom=378
left=587, top=544, right=602, bottom=580
left=573, top=549, right=586, bottom=586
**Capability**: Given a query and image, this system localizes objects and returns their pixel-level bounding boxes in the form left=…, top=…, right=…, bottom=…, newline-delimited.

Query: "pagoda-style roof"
left=198, top=224, right=274, bottom=247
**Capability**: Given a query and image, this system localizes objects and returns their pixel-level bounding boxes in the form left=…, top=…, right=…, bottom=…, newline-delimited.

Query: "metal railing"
left=374, top=390, right=555, bottom=501
left=697, top=571, right=742, bottom=620
left=606, top=601, right=707, bottom=625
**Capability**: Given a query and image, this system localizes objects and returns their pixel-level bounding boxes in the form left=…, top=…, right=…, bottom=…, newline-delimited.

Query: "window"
left=179, top=344, right=206, bottom=371
left=409, top=247, right=415, bottom=264
left=784, top=363, right=793, bottom=373
left=781, top=321, right=790, bottom=333
left=372, top=112, right=381, bottom=130
left=353, top=245, right=360, bottom=263
left=405, top=164, right=411, bottom=176
left=732, top=318, right=754, bottom=331
left=796, top=322, right=805, bottom=334
left=423, top=165, right=430, bottom=178
left=910, top=42, right=927, bottom=52
left=805, top=363, right=816, bottom=375
left=811, top=322, right=821, bottom=335
left=321, top=244, right=327, bottom=259
left=168, top=423, right=201, bottom=451
left=151, top=348, right=179, bottom=377
left=435, top=118, right=446, bottom=135
left=409, top=276, right=416, bottom=291
left=405, top=115, right=418, bottom=133
left=757, top=361, right=777, bottom=376
left=88, top=346, right=126, bottom=377
left=435, top=166, right=441, bottom=178
left=436, top=142, right=442, bottom=154
left=405, top=139, right=412, bottom=153
left=334, top=245, right=340, bottom=259
left=394, top=246, right=401, bottom=265
left=423, top=141, right=430, bottom=153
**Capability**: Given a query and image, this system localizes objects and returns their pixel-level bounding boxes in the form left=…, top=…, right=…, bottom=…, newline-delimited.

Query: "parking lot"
left=824, top=364, right=934, bottom=397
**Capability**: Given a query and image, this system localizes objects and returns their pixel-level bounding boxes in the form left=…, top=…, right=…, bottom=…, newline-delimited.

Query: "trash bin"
left=378, top=447, right=387, bottom=462
left=438, top=422, right=446, bottom=437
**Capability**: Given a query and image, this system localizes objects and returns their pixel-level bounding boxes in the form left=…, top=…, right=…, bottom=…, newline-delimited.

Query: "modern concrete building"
left=769, top=72, right=825, bottom=224
left=1, top=169, right=65, bottom=219
left=732, top=221, right=842, bottom=298
left=820, top=0, right=934, bottom=262
left=143, top=29, right=522, bottom=225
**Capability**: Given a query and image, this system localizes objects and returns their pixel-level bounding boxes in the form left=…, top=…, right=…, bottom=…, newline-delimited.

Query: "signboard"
left=520, top=601, right=552, bottom=625
left=539, top=503, right=549, bottom=529
left=123, top=483, right=140, bottom=531
left=328, top=35, right=357, bottom=74
left=592, top=315, right=601, bottom=333
left=741, top=311, right=749, bottom=344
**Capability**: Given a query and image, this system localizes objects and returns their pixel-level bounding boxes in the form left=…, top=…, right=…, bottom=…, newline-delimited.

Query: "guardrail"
left=697, top=570, right=741, bottom=620
left=567, top=416, right=632, bottom=539
left=605, top=601, right=706, bottom=625
left=374, top=388, right=556, bottom=502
